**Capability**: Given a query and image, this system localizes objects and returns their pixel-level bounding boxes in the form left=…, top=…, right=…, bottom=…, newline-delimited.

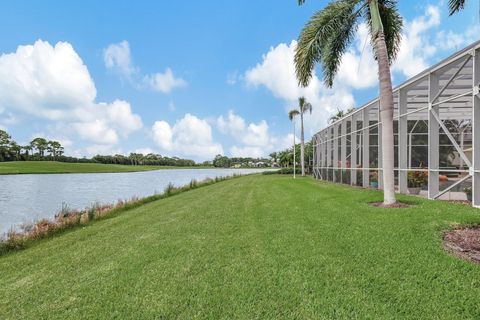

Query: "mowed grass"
left=1, top=175, right=480, bottom=319
left=0, top=161, right=199, bottom=174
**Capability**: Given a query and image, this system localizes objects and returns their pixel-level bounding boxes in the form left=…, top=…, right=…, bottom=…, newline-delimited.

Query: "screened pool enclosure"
left=312, top=41, right=480, bottom=208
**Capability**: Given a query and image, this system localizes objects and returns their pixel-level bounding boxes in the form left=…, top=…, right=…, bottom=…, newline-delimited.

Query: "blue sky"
left=0, top=1, right=478, bottom=161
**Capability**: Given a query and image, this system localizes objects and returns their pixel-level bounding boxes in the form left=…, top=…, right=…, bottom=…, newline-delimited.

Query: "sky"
left=0, top=0, right=478, bottom=161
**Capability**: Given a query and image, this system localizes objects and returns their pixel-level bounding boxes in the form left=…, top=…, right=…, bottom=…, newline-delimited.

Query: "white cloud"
left=74, top=120, right=119, bottom=145
left=104, top=100, right=142, bottom=136
left=143, top=68, right=187, bottom=93
left=152, top=113, right=223, bottom=160
left=217, top=110, right=295, bottom=158
left=0, top=39, right=142, bottom=150
left=336, top=23, right=378, bottom=89
left=103, top=40, right=136, bottom=77
left=152, top=120, right=173, bottom=150
left=244, top=41, right=354, bottom=134
left=133, top=147, right=155, bottom=155
left=392, top=5, right=441, bottom=77
left=104, top=41, right=187, bottom=94
left=217, top=110, right=246, bottom=135
left=435, top=24, right=480, bottom=51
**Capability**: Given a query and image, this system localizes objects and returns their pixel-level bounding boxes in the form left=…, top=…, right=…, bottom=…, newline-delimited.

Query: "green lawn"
left=1, top=175, right=480, bottom=319
left=0, top=161, right=203, bottom=174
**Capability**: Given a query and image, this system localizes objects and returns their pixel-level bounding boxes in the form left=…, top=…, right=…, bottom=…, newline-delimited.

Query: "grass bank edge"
left=0, top=161, right=214, bottom=175
left=0, top=173, right=248, bottom=256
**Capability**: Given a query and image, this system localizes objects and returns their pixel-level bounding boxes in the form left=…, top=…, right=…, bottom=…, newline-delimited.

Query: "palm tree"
left=289, top=97, right=312, bottom=177
left=295, top=0, right=402, bottom=205
left=448, top=0, right=467, bottom=15
left=329, top=107, right=356, bottom=124
left=22, top=145, right=32, bottom=158
left=289, top=109, right=300, bottom=178
left=9, top=141, right=21, bottom=160
left=269, top=152, right=278, bottom=165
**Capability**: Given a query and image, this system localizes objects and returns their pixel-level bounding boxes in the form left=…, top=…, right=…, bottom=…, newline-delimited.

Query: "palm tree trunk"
left=300, top=112, right=305, bottom=176
left=369, top=0, right=396, bottom=205
left=374, top=33, right=396, bottom=205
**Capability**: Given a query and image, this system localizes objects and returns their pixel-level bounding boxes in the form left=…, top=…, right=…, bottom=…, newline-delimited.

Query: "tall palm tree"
left=448, top=0, right=467, bottom=15
left=291, top=97, right=312, bottom=176
left=295, top=0, right=402, bottom=205
left=289, top=109, right=300, bottom=178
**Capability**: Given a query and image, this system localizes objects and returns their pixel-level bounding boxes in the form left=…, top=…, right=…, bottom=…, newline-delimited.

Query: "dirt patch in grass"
left=444, top=227, right=480, bottom=264
left=369, top=202, right=412, bottom=208
left=445, top=200, right=472, bottom=206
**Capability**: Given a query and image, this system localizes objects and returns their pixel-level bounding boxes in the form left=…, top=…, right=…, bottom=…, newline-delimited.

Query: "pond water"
left=0, top=168, right=269, bottom=236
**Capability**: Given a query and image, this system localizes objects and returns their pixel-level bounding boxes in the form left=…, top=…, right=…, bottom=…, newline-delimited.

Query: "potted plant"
left=464, top=186, right=472, bottom=201
left=407, top=171, right=427, bottom=195
left=370, top=171, right=378, bottom=189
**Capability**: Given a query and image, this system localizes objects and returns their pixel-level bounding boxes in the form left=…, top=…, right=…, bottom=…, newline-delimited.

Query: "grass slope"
left=0, top=161, right=201, bottom=174
left=1, top=175, right=480, bottom=319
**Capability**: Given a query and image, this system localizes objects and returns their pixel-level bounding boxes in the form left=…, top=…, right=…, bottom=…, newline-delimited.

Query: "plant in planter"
left=407, top=171, right=428, bottom=195
left=369, top=171, right=378, bottom=189
left=464, top=186, right=472, bottom=202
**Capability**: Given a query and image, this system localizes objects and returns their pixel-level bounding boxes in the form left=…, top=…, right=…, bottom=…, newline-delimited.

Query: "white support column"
left=473, top=49, right=480, bottom=207
left=351, top=114, right=357, bottom=185
left=341, top=119, right=347, bottom=183
left=398, top=89, right=408, bottom=193
left=321, top=132, right=327, bottom=179
left=326, top=128, right=332, bottom=181
left=333, top=124, right=339, bottom=183
left=428, top=72, right=440, bottom=199
left=377, top=103, right=383, bottom=190
left=363, top=108, right=370, bottom=187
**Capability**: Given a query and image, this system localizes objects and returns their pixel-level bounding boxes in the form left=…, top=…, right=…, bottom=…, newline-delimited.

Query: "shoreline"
left=0, top=173, right=251, bottom=255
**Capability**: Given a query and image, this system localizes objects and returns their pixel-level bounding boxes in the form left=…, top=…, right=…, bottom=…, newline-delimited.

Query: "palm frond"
left=295, top=0, right=361, bottom=88
left=289, top=109, right=300, bottom=121
left=365, top=0, right=403, bottom=63
left=299, top=97, right=313, bottom=114
left=448, top=0, right=466, bottom=15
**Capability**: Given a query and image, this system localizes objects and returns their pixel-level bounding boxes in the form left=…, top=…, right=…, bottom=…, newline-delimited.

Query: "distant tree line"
left=0, top=129, right=198, bottom=167
left=92, top=154, right=196, bottom=167
left=0, top=130, right=65, bottom=162
left=212, top=155, right=271, bottom=168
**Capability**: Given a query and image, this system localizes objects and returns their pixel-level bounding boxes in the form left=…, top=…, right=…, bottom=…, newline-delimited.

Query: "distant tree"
left=279, top=150, right=293, bottom=167
left=328, top=107, right=356, bottom=124
left=289, top=97, right=312, bottom=177
left=47, top=141, right=63, bottom=160
left=30, top=138, right=48, bottom=157
left=9, top=141, right=21, bottom=161
left=22, top=145, right=32, bottom=158
left=213, top=154, right=231, bottom=168
left=288, top=109, right=300, bottom=177
left=0, top=130, right=12, bottom=161
left=269, top=152, right=278, bottom=164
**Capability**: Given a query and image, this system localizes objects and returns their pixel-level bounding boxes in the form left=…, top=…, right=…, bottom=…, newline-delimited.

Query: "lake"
left=0, top=168, right=269, bottom=236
